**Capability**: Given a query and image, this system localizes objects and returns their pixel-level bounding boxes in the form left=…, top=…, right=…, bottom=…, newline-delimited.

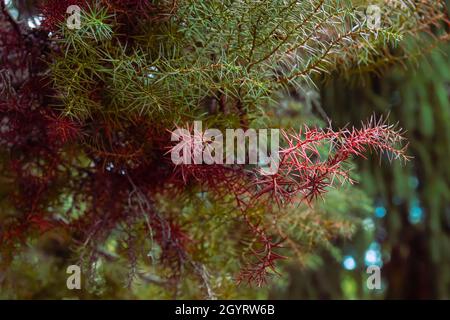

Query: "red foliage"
left=38, top=0, right=178, bottom=30
left=168, top=118, right=408, bottom=209
left=257, top=117, right=408, bottom=205
left=45, top=113, right=82, bottom=144
left=39, top=0, right=88, bottom=31
left=236, top=219, right=287, bottom=287
left=167, top=119, right=408, bottom=284
left=0, top=12, right=68, bottom=248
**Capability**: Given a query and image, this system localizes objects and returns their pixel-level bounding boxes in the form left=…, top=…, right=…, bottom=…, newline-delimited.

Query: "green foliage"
left=52, top=0, right=445, bottom=125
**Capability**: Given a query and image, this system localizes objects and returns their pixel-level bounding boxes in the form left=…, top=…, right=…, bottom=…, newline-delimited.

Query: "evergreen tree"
left=0, top=0, right=447, bottom=298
